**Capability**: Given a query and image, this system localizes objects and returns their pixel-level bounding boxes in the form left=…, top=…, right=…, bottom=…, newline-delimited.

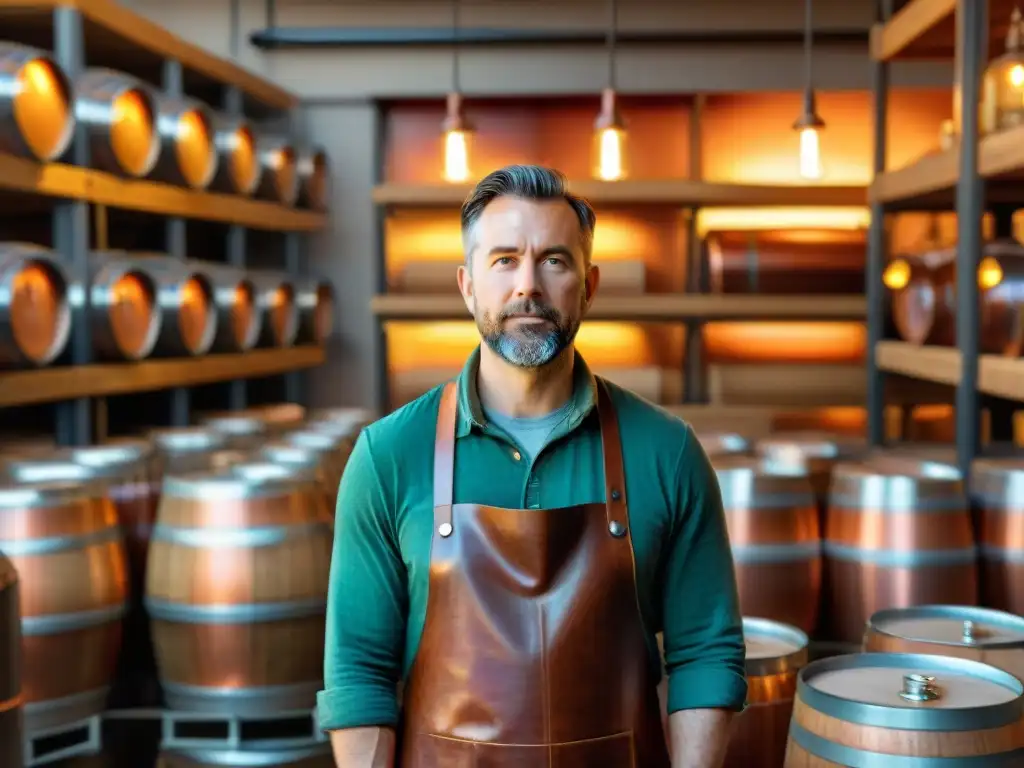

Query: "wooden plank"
left=0, top=154, right=326, bottom=232
left=372, top=293, right=867, bottom=321
left=0, top=347, right=325, bottom=408
left=869, top=0, right=957, bottom=61
left=372, top=180, right=867, bottom=208
left=877, top=340, right=1024, bottom=402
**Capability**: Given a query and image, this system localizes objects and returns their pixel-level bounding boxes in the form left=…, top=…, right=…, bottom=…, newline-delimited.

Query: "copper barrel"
left=294, top=278, right=334, bottom=345
left=150, top=427, right=230, bottom=477
left=693, top=431, right=750, bottom=458
left=198, top=413, right=271, bottom=450
left=824, top=459, right=979, bottom=644
left=144, top=468, right=332, bottom=715
left=253, top=136, right=299, bottom=206
left=86, top=251, right=161, bottom=360
left=724, top=618, right=808, bottom=768
left=260, top=443, right=333, bottom=519
left=158, top=745, right=335, bottom=767
left=152, top=96, right=218, bottom=189
left=254, top=272, right=299, bottom=348
left=972, top=458, right=1024, bottom=615
left=0, top=479, right=128, bottom=732
left=204, top=264, right=260, bottom=353
left=131, top=255, right=218, bottom=356
left=0, top=552, right=22, bottom=768
left=209, top=114, right=261, bottom=196
left=241, top=403, right=307, bottom=435
left=784, top=653, right=1024, bottom=766
left=284, top=430, right=352, bottom=506
left=72, top=68, right=160, bottom=177
left=0, top=242, right=72, bottom=367
left=0, top=41, right=75, bottom=161
left=714, top=457, right=821, bottom=633
left=864, top=605, right=1024, bottom=683
left=296, top=147, right=329, bottom=210
left=705, top=229, right=865, bottom=295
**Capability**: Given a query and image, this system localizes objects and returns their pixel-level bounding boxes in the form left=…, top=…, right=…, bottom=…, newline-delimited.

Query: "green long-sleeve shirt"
left=317, top=349, right=747, bottom=731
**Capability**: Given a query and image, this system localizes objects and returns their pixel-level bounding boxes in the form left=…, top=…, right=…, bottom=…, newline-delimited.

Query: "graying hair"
left=460, top=165, right=596, bottom=264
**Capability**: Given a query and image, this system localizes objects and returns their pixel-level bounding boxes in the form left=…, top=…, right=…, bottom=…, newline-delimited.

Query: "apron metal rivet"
left=438, top=522, right=453, bottom=537
left=608, top=520, right=626, bottom=538
left=611, top=489, right=621, bottom=501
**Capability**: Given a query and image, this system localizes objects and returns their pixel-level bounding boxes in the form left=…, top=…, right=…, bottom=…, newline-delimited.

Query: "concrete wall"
left=123, top=0, right=953, bottom=410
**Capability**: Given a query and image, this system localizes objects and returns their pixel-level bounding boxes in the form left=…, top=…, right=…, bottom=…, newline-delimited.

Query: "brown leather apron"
left=398, top=380, right=671, bottom=768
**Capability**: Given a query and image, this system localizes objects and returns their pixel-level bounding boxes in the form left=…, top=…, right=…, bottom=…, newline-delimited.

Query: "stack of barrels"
left=681, top=428, right=1024, bottom=767
left=0, top=404, right=374, bottom=767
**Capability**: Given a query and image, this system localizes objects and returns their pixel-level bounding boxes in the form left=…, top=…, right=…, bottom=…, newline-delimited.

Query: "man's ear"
left=583, top=263, right=600, bottom=311
left=457, top=263, right=475, bottom=315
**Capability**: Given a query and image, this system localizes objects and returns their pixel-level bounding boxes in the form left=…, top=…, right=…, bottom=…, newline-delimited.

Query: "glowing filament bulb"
left=596, top=127, right=626, bottom=181
left=798, top=127, right=822, bottom=180
left=443, top=129, right=470, bottom=183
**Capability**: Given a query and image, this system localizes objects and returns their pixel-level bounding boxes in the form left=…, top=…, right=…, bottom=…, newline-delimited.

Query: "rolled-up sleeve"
left=317, top=429, right=407, bottom=731
left=662, top=425, right=747, bottom=713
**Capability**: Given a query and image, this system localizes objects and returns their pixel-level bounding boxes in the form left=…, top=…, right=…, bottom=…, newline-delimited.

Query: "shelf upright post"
left=372, top=101, right=391, bottom=415
left=682, top=93, right=707, bottom=405
left=163, top=59, right=191, bottom=427
left=865, top=0, right=893, bottom=449
left=52, top=5, right=93, bottom=446
left=954, top=0, right=988, bottom=480
left=224, top=86, right=248, bottom=411
left=284, top=229, right=305, bottom=405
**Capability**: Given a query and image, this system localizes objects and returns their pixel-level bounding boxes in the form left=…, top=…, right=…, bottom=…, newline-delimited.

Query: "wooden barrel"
left=150, top=427, right=231, bottom=476
left=0, top=242, right=72, bottom=367
left=0, top=551, right=22, bottom=768
left=705, top=229, right=865, bottom=295
left=254, top=137, right=299, bottom=206
left=204, top=265, right=260, bottom=353
left=285, top=431, right=351, bottom=504
left=785, top=652, right=1024, bottom=765
left=89, top=251, right=161, bottom=360
left=0, top=479, right=128, bottom=732
left=158, top=745, right=334, bottom=767
left=152, top=96, right=218, bottom=189
left=295, top=278, right=334, bottom=345
left=971, top=458, right=1024, bottom=616
left=0, top=41, right=75, bottom=161
left=199, top=413, right=271, bottom=450
left=241, top=404, right=307, bottom=435
left=145, top=470, right=332, bottom=715
left=714, top=456, right=821, bottom=633
left=261, top=444, right=334, bottom=516
left=296, top=147, right=330, bottom=211
left=824, top=458, right=979, bottom=644
left=865, top=605, right=1024, bottom=683
left=724, top=618, right=809, bottom=768
left=143, top=256, right=218, bottom=356
left=209, top=114, right=261, bottom=196
left=693, top=431, right=750, bottom=458
left=73, top=68, right=159, bottom=177
left=255, top=273, right=299, bottom=348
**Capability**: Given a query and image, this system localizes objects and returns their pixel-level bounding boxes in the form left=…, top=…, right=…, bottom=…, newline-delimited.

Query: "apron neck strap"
left=433, top=377, right=629, bottom=525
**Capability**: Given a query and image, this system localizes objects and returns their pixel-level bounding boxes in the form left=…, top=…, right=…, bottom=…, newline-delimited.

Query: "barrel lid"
left=201, top=415, right=269, bottom=437
left=71, top=442, right=150, bottom=470
left=0, top=479, right=93, bottom=508
left=829, top=459, right=964, bottom=511
left=309, top=419, right=362, bottom=440
left=972, top=458, right=1024, bottom=505
left=231, top=461, right=316, bottom=483
left=286, top=430, right=343, bottom=452
left=797, top=653, right=1023, bottom=732
left=713, top=456, right=815, bottom=509
left=151, top=427, right=228, bottom=454
left=245, top=403, right=306, bottom=426
left=743, top=617, right=808, bottom=676
left=261, top=443, right=320, bottom=467
left=1, top=455, right=93, bottom=484
left=163, top=469, right=300, bottom=500
left=756, top=431, right=863, bottom=461
left=203, top=450, right=256, bottom=470
left=308, top=406, right=372, bottom=426
left=694, top=431, right=749, bottom=457
left=868, top=605, right=1024, bottom=649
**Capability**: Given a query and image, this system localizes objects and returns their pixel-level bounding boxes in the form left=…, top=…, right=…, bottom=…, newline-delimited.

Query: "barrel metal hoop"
left=145, top=596, right=326, bottom=623
left=731, top=540, right=822, bottom=564
left=22, top=603, right=126, bottom=636
left=789, top=720, right=1024, bottom=766
left=867, top=605, right=1024, bottom=649
left=24, top=713, right=102, bottom=767
left=827, top=495, right=968, bottom=513
left=150, top=521, right=329, bottom=548
left=979, top=544, right=1024, bottom=564
left=0, top=526, right=122, bottom=556
left=822, top=542, right=977, bottom=568
left=157, top=705, right=328, bottom=753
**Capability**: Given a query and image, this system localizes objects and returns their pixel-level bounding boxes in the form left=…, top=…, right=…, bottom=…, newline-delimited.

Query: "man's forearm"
left=330, top=726, right=396, bottom=768
left=668, top=709, right=733, bottom=768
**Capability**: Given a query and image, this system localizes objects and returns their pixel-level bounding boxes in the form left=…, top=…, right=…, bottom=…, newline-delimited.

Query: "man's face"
left=457, top=197, right=599, bottom=369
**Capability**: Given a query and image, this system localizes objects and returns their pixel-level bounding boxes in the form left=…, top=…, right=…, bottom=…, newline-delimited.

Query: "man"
left=318, top=164, right=747, bottom=767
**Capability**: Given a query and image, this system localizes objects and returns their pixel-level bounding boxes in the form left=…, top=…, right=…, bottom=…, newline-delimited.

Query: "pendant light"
left=442, top=0, right=472, bottom=183
left=794, top=0, right=825, bottom=180
left=592, top=0, right=627, bottom=181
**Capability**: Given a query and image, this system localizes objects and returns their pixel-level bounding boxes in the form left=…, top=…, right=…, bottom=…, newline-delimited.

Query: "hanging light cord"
left=607, top=0, right=618, bottom=90
left=803, top=0, right=813, bottom=90
left=452, top=0, right=461, bottom=93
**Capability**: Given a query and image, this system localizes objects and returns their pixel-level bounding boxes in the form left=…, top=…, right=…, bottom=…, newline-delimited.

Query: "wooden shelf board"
left=372, top=180, right=867, bottom=208
left=869, top=124, right=1024, bottom=208
left=0, top=346, right=325, bottom=408
left=876, top=340, right=1024, bottom=401
left=869, top=0, right=1018, bottom=61
left=0, top=0, right=295, bottom=111
left=372, top=293, right=867, bottom=321
left=0, top=153, right=326, bottom=231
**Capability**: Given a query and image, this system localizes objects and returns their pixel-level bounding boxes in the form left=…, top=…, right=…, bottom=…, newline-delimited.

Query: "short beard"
left=477, top=296, right=582, bottom=369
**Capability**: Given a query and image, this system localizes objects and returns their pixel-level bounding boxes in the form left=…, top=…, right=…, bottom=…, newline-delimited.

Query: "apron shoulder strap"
left=596, top=379, right=629, bottom=536
left=433, top=382, right=458, bottom=517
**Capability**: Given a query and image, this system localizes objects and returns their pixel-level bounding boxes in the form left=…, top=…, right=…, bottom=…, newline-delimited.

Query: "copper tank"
left=972, top=458, right=1024, bottom=615
left=152, top=96, right=218, bottom=189
left=864, top=605, right=1024, bottom=683
left=0, top=243, right=72, bottom=367
left=295, top=278, right=335, bottom=346
left=823, top=458, right=978, bottom=644
left=714, top=456, right=821, bottom=634
left=296, top=147, right=330, bottom=210
left=784, top=653, right=1024, bottom=765
left=144, top=468, right=332, bottom=715
left=0, top=478, right=128, bottom=732
left=73, top=69, right=160, bottom=177
left=88, top=251, right=161, bottom=360
left=0, top=42, right=75, bottom=161
left=0, top=551, right=22, bottom=767
left=705, top=229, right=865, bottom=295
left=210, top=114, right=261, bottom=196
left=891, top=238, right=1024, bottom=355
left=254, top=272, right=299, bottom=348
left=254, top=137, right=300, bottom=206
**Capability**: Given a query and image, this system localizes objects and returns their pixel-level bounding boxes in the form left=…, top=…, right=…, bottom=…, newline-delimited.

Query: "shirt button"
left=512, top=450, right=522, bottom=461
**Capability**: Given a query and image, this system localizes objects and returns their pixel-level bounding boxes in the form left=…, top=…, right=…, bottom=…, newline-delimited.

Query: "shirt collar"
left=454, top=346, right=597, bottom=439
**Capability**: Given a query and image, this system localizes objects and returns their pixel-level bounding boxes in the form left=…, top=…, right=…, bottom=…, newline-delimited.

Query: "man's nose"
left=513, top=261, right=541, bottom=297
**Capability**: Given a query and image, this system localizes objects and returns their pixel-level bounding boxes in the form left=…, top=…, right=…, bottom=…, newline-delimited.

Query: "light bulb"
left=882, top=259, right=911, bottom=291
left=443, top=129, right=470, bottom=183
left=978, top=256, right=1004, bottom=290
left=594, top=126, right=626, bottom=181
left=1010, top=64, right=1024, bottom=89
left=798, top=127, right=822, bottom=179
